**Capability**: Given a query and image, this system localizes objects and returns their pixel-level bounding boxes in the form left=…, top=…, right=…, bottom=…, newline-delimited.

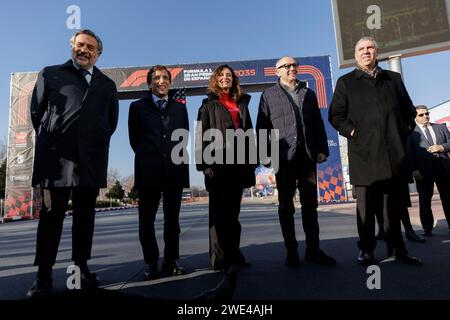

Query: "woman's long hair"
left=207, top=64, right=242, bottom=100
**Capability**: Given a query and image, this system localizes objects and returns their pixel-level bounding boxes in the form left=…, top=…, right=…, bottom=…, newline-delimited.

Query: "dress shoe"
left=305, top=248, right=336, bottom=266
left=357, top=250, right=375, bottom=265
left=195, top=270, right=237, bottom=301
left=161, top=260, right=186, bottom=276
left=405, top=231, right=426, bottom=243
left=285, top=251, right=301, bottom=268
left=212, top=264, right=226, bottom=272
left=423, top=229, right=433, bottom=237
left=143, top=265, right=159, bottom=280
left=26, top=277, right=53, bottom=300
left=81, top=272, right=100, bottom=289
left=394, top=253, right=423, bottom=266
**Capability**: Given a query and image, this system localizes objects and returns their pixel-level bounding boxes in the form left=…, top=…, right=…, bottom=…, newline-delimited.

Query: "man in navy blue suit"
left=128, top=65, right=189, bottom=280
left=407, top=105, right=450, bottom=236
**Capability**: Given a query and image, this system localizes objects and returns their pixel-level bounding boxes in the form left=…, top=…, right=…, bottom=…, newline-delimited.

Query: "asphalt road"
left=1, top=200, right=450, bottom=300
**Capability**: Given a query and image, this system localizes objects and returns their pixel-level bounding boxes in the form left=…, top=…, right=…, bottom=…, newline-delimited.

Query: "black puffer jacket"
left=195, top=93, right=256, bottom=190
left=256, top=80, right=329, bottom=163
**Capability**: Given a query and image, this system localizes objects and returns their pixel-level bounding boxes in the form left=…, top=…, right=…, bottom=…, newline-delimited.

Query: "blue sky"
left=1, top=0, right=449, bottom=187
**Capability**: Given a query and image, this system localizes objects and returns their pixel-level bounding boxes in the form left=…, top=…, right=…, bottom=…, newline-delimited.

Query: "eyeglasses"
left=277, top=63, right=298, bottom=70
left=417, top=112, right=429, bottom=117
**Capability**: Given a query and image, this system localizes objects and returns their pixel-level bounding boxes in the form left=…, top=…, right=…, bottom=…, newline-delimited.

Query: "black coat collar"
left=276, top=79, right=307, bottom=91
left=353, top=66, right=387, bottom=80
left=61, top=59, right=102, bottom=80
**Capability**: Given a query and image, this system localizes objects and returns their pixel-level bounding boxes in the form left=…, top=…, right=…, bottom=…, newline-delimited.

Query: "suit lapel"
left=86, top=67, right=103, bottom=93
left=431, top=124, right=442, bottom=144
left=144, top=94, right=160, bottom=114
left=415, top=125, right=431, bottom=146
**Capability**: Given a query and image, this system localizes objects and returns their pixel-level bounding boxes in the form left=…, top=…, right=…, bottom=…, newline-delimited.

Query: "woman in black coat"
left=196, top=65, right=256, bottom=271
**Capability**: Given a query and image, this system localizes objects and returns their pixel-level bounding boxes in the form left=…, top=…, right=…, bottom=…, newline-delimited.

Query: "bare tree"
left=107, top=168, right=122, bottom=189
left=0, top=137, right=6, bottom=201
left=121, top=174, right=134, bottom=194
left=99, top=168, right=122, bottom=200
left=0, top=137, right=6, bottom=162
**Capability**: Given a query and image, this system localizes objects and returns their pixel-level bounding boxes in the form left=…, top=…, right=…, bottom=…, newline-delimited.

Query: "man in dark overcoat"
left=407, top=105, right=450, bottom=236
left=128, top=65, right=189, bottom=280
left=329, top=36, right=422, bottom=266
left=27, top=29, right=119, bottom=298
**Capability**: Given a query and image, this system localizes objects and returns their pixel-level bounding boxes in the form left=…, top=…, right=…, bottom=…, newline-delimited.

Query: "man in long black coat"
left=128, top=65, right=189, bottom=280
left=329, top=36, right=422, bottom=266
left=27, top=29, right=119, bottom=298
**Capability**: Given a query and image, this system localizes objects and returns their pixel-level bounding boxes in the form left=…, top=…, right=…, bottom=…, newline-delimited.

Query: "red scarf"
left=218, top=92, right=240, bottom=129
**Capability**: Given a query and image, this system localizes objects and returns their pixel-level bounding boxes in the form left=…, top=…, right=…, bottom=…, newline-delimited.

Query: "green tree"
left=128, top=186, right=138, bottom=203
left=105, top=180, right=125, bottom=201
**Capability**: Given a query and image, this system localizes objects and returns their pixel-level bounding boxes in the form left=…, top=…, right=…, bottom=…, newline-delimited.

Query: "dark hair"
left=147, top=65, right=172, bottom=84
left=207, top=64, right=242, bottom=100
left=70, top=29, right=103, bottom=54
left=415, top=105, right=428, bottom=111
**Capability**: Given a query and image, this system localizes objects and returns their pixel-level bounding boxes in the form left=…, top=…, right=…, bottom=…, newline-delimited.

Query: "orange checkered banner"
left=4, top=72, right=41, bottom=221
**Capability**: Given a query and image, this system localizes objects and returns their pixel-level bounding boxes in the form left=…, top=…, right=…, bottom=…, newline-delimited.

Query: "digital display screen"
left=332, top=0, right=450, bottom=67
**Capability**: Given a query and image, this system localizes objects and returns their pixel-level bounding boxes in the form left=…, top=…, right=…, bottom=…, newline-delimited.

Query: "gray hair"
left=275, top=56, right=296, bottom=68
left=70, top=29, right=103, bottom=54
left=354, top=36, right=378, bottom=51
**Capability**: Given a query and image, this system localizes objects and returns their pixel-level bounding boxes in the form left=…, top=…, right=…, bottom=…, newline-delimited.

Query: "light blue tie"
left=79, top=68, right=91, bottom=85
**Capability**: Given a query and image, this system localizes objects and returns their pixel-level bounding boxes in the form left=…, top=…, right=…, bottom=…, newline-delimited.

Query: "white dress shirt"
left=416, top=121, right=437, bottom=145
left=72, top=59, right=93, bottom=85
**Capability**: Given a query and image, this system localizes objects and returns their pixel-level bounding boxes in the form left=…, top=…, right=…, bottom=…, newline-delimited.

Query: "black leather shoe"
left=405, top=231, right=426, bottom=243
left=285, top=251, right=301, bottom=268
left=143, top=265, right=159, bottom=280
left=212, top=264, right=227, bottom=272
left=305, top=249, right=337, bottom=266
left=357, top=250, right=375, bottom=265
left=26, top=277, right=53, bottom=300
left=81, top=272, right=100, bottom=289
left=161, top=260, right=186, bottom=276
left=423, top=229, right=433, bottom=237
left=396, top=254, right=423, bottom=266
left=195, top=269, right=238, bottom=301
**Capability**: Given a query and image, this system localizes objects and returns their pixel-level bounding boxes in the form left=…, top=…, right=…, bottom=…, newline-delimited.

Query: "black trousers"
left=416, top=159, right=450, bottom=231
left=355, top=180, right=407, bottom=256
left=275, top=152, right=320, bottom=253
left=138, top=188, right=183, bottom=266
left=374, top=185, right=415, bottom=233
left=34, top=187, right=99, bottom=267
left=208, top=186, right=245, bottom=270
